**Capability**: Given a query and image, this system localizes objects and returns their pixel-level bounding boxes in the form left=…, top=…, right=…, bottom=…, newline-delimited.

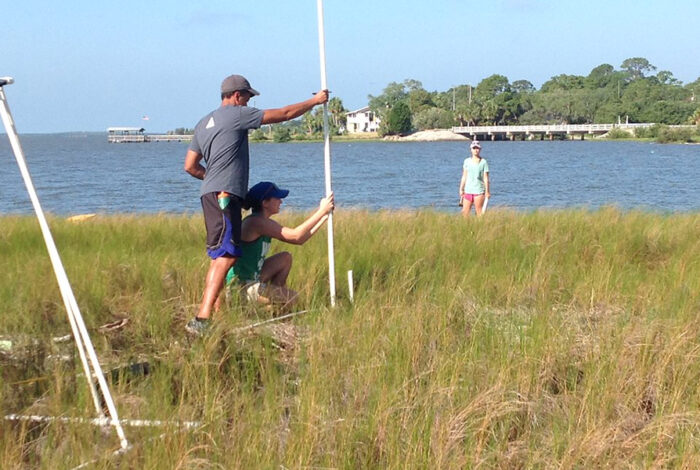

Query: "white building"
left=346, top=106, right=380, bottom=133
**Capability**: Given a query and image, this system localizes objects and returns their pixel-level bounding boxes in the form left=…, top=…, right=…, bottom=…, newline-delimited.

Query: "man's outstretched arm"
left=261, top=89, right=329, bottom=124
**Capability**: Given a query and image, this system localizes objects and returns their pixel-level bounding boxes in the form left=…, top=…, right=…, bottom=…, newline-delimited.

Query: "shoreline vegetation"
left=2, top=209, right=700, bottom=467
left=247, top=125, right=700, bottom=144
left=169, top=57, right=700, bottom=145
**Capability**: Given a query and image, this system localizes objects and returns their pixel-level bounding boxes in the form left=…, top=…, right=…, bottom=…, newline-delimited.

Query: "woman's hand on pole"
left=319, top=192, right=335, bottom=214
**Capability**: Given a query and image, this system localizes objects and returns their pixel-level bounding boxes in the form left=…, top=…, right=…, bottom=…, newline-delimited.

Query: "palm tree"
left=328, top=97, right=347, bottom=129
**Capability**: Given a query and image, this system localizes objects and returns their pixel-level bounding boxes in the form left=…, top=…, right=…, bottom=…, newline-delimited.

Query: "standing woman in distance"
left=459, top=140, right=490, bottom=216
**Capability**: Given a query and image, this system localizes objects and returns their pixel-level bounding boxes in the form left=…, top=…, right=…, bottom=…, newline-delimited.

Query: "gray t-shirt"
left=189, top=105, right=264, bottom=198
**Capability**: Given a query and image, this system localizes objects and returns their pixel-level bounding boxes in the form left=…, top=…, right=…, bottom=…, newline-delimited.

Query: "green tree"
left=656, top=70, right=680, bottom=85
left=302, top=110, right=322, bottom=135
left=365, top=61, right=697, bottom=128
left=540, top=74, right=585, bottom=92
left=685, top=77, right=700, bottom=102
left=474, top=74, right=510, bottom=99
left=440, top=85, right=476, bottom=125
left=412, top=107, right=454, bottom=130
left=368, top=80, right=409, bottom=122
left=407, top=88, right=435, bottom=115
left=272, top=126, right=291, bottom=143
left=511, top=80, right=535, bottom=94
left=621, top=57, right=656, bottom=81
left=577, top=88, right=611, bottom=123
left=328, top=97, right=347, bottom=130
left=585, top=64, right=616, bottom=89
left=454, top=101, right=481, bottom=126
left=689, top=108, right=700, bottom=125
left=250, top=128, right=267, bottom=141
left=384, top=101, right=412, bottom=135
left=619, top=77, right=694, bottom=123
left=472, top=75, right=526, bottom=125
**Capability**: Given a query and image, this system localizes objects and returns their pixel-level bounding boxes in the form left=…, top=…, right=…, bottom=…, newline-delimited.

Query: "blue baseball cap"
left=246, top=182, right=289, bottom=203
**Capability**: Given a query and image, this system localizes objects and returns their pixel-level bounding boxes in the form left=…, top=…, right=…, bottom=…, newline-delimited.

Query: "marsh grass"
left=1, top=208, right=700, bottom=468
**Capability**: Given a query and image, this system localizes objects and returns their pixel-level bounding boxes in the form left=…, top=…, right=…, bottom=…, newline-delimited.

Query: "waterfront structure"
left=107, top=127, right=190, bottom=143
left=451, top=123, right=654, bottom=141
left=107, top=127, right=145, bottom=143
left=346, top=106, right=380, bottom=133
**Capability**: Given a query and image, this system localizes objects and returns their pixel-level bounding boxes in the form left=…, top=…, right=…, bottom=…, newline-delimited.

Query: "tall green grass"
left=1, top=208, right=700, bottom=468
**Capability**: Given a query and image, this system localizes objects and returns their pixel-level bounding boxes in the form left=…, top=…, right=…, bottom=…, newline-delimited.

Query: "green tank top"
left=226, top=216, right=271, bottom=284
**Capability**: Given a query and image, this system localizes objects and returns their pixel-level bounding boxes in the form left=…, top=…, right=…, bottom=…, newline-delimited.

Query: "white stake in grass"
left=347, top=270, right=354, bottom=303
left=316, top=0, right=336, bottom=307
left=482, top=196, right=489, bottom=214
left=0, top=77, right=129, bottom=450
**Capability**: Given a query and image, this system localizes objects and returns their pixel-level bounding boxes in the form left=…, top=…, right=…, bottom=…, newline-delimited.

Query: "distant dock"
left=107, top=127, right=190, bottom=143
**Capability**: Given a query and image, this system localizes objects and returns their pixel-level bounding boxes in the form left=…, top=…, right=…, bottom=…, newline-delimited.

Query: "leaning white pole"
left=316, top=0, right=336, bottom=307
left=0, top=78, right=101, bottom=415
left=0, top=78, right=129, bottom=450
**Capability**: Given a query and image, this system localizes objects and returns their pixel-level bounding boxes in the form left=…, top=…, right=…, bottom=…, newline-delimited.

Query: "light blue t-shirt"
left=462, top=157, right=489, bottom=194
left=189, top=105, right=264, bottom=198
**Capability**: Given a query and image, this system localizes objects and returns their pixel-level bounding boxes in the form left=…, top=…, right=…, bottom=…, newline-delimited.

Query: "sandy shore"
left=383, top=129, right=469, bottom=142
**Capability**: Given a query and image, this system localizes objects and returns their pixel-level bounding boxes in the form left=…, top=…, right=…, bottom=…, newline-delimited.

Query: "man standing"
left=184, top=74, right=328, bottom=334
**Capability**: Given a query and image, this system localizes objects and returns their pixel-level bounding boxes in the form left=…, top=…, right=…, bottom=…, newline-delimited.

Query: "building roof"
left=107, top=127, right=145, bottom=133
left=346, top=106, right=371, bottom=115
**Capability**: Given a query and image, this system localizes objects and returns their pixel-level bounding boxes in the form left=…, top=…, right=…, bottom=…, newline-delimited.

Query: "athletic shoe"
left=185, top=317, right=210, bottom=336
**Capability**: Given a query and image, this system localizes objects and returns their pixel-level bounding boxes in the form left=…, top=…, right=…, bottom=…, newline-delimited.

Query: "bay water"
left=1, top=133, right=698, bottom=215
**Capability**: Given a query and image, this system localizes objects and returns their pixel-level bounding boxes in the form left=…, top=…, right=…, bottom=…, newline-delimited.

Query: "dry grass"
left=1, top=208, right=699, bottom=468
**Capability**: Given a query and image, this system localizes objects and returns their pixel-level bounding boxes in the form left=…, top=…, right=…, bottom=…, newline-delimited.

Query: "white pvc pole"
left=0, top=79, right=101, bottom=416
left=347, top=270, right=354, bottom=304
left=4, top=414, right=201, bottom=430
left=234, top=309, right=309, bottom=332
left=482, top=197, right=489, bottom=214
left=316, top=0, right=336, bottom=307
left=0, top=79, right=129, bottom=450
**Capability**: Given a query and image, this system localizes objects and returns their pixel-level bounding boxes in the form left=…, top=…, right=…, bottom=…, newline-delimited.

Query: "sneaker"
left=185, top=317, right=210, bottom=336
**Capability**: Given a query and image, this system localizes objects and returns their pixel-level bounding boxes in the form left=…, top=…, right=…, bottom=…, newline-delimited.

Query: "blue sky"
left=2, top=0, right=699, bottom=133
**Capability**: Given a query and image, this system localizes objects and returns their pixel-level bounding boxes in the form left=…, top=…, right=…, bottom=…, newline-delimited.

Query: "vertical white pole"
left=347, top=270, right=354, bottom=304
left=0, top=79, right=129, bottom=450
left=316, top=0, right=336, bottom=306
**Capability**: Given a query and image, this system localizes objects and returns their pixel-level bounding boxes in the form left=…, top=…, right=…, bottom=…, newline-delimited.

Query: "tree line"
left=250, top=97, right=348, bottom=142
left=368, top=57, right=700, bottom=136
left=182, top=57, right=700, bottom=141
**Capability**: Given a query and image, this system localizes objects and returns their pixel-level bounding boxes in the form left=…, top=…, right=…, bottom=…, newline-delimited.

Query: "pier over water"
left=107, top=127, right=190, bottom=143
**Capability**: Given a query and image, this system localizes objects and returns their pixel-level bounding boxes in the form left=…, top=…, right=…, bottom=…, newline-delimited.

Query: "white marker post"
left=316, top=0, right=336, bottom=306
left=482, top=196, right=489, bottom=214
left=347, top=270, right=354, bottom=304
left=0, top=77, right=129, bottom=450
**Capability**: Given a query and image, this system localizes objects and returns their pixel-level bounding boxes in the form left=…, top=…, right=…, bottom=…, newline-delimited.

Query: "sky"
left=2, top=0, right=699, bottom=133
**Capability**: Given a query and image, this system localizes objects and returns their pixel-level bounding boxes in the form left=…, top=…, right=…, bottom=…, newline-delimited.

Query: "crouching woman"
left=225, top=181, right=334, bottom=309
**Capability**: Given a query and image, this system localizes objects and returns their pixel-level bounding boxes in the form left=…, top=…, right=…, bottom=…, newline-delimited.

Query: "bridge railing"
left=452, top=123, right=656, bottom=134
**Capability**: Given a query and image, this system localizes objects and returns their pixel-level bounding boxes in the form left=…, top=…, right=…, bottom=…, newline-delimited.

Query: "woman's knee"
left=279, top=251, right=293, bottom=268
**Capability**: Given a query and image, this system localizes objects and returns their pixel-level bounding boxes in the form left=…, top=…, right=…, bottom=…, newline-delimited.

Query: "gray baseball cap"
left=221, top=74, right=260, bottom=96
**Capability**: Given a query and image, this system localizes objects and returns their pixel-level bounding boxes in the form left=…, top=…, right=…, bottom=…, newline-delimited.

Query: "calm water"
left=0, top=133, right=698, bottom=215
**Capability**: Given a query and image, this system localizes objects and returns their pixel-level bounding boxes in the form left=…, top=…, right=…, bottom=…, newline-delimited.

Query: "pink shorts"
left=462, top=193, right=476, bottom=203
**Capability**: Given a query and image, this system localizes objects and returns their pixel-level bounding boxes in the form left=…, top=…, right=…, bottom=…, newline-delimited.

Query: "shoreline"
left=250, top=127, right=700, bottom=144
left=2, top=205, right=698, bottom=220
